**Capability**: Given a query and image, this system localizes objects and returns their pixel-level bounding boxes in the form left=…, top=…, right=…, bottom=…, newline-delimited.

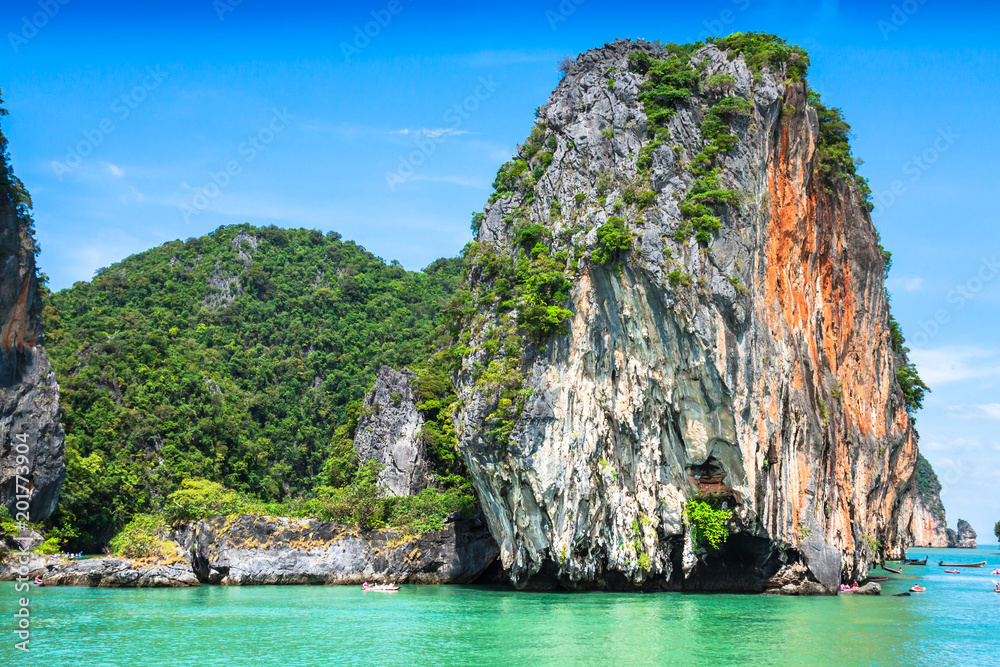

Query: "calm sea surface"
left=2, top=547, right=998, bottom=665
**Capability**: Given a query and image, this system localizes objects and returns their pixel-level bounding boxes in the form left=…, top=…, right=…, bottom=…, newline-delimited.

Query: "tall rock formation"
left=905, top=454, right=949, bottom=547
left=452, top=38, right=920, bottom=592
left=947, top=519, right=977, bottom=549
left=0, top=106, right=65, bottom=521
left=354, top=366, right=432, bottom=496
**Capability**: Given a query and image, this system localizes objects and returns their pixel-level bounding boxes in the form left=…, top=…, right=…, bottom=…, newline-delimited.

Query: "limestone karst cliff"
left=905, top=454, right=949, bottom=548
left=451, top=36, right=923, bottom=593
left=0, top=103, right=64, bottom=522
left=354, top=366, right=433, bottom=496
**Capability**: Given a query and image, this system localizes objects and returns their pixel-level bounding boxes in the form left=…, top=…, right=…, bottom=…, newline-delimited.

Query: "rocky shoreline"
left=0, top=513, right=500, bottom=588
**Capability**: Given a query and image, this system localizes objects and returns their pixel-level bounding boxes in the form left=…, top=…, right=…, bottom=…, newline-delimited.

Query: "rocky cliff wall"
left=453, top=39, right=919, bottom=592
left=354, top=366, right=432, bottom=495
left=906, top=497, right=949, bottom=548
left=0, top=137, right=64, bottom=521
left=904, top=455, right=949, bottom=548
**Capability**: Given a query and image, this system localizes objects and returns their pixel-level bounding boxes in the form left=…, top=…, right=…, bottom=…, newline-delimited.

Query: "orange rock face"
left=758, top=83, right=918, bottom=568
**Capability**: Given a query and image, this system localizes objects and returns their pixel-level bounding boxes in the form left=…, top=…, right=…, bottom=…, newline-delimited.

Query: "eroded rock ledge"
left=0, top=513, right=499, bottom=587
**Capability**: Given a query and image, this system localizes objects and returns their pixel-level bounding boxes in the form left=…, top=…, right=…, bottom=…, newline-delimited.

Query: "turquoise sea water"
left=2, top=547, right=998, bottom=666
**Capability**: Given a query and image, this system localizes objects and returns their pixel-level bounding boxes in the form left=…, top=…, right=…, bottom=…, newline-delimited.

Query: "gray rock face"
left=180, top=514, right=498, bottom=585
left=0, top=182, right=65, bottom=521
left=840, top=582, right=881, bottom=596
left=354, top=366, right=431, bottom=496
left=454, top=39, right=918, bottom=592
left=6, top=513, right=500, bottom=587
left=0, top=552, right=63, bottom=580
left=42, top=558, right=199, bottom=588
left=948, top=520, right=977, bottom=549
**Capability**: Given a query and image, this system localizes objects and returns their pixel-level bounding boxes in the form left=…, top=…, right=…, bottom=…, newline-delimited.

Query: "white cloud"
left=946, top=404, right=1000, bottom=420
left=890, top=276, right=922, bottom=292
left=909, top=346, right=1000, bottom=385
left=390, top=128, right=476, bottom=139
left=102, top=162, right=124, bottom=177
left=405, top=174, right=485, bottom=188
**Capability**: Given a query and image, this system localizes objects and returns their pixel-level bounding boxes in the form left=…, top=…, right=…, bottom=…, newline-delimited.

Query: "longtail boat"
left=903, top=558, right=927, bottom=566
left=937, top=560, right=986, bottom=568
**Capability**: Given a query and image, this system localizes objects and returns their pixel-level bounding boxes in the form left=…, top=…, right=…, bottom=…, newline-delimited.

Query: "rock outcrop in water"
left=16, top=513, right=499, bottom=587
left=354, top=366, right=432, bottom=496
left=0, top=118, right=64, bottom=522
left=453, top=38, right=921, bottom=593
left=947, top=519, right=977, bottom=549
left=180, top=513, right=497, bottom=585
left=43, top=557, right=200, bottom=588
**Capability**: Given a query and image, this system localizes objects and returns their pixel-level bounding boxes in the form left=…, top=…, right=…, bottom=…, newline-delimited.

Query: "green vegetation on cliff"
left=913, top=454, right=946, bottom=525
left=43, top=224, right=463, bottom=549
left=683, top=499, right=733, bottom=550
left=0, top=90, right=38, bottom=256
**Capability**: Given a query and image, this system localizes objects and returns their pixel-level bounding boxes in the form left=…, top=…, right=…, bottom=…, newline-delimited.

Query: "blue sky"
left=2, top=0, right=998, bottom=542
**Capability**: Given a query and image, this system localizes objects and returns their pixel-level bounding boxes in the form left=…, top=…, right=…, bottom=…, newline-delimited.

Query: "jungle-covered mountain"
left=42, top=224, right=462, bottom=548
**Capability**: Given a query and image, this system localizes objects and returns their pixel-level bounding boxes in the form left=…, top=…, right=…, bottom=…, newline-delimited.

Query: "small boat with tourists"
left=992, top=569, right=1000, bottom=575
left=994, top=581, right=1000, bottom=593
left=937, top=561, right=987, bottom=568
left=883, top=566, right=903, bottom=574
left=909, top=585, right=926, bottom=593
left=362, top=582, right=399, bottom=593
left=944, top=569, right=960, bottom=574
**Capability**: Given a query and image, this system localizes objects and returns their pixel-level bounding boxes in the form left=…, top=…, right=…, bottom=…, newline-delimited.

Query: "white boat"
left=362, top=583, right=399, bottom=592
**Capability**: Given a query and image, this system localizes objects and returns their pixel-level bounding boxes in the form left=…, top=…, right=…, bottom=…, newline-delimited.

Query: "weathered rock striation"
left=0, top=126, right=64, bottom=522
left=354, top=366, right=432, bottom=496
left=453, top=39, right=920, bottom=593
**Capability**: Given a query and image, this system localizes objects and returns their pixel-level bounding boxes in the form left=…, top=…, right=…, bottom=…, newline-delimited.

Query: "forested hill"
left=42, top=224, right=461, bottom=549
